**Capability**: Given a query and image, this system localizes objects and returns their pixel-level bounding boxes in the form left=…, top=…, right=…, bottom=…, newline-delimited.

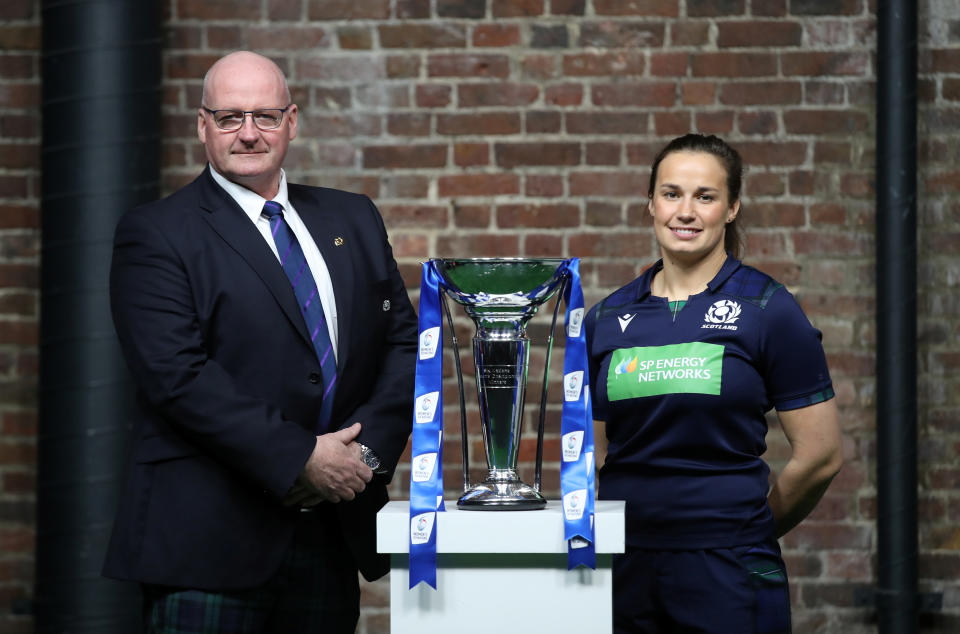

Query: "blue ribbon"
left=408, top=259, right=596, bottom=589
left=409, top=262, right=446, bottom=589
left=557, top=258, right=596, bottom=569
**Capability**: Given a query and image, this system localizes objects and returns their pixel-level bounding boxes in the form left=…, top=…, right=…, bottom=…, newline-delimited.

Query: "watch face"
left=362, top=447, right=381, bottom=470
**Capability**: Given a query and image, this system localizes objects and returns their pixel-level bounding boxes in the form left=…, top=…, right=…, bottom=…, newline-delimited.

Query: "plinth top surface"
left=377, top=500, right=625, bottom=554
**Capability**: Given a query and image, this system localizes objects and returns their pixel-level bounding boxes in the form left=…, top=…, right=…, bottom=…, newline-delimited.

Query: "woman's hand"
left=768, top=399, right=844, bottom=537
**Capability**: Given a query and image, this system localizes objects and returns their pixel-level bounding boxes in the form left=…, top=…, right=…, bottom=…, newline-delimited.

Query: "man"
left=103, top=51, right=417, bottom=633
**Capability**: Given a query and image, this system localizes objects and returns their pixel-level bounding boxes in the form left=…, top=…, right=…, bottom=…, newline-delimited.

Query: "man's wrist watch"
left=358, top=443, right=386, bottom=474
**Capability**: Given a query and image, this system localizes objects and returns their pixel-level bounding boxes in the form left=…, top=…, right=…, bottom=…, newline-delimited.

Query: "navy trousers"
left=613, top=538, right=791, bottom=634
left=142, top=508, right=359, bottom=634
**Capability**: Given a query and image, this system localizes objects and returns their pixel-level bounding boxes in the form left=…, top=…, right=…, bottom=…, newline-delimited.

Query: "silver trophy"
left=432, top=258, right=569, bottom=510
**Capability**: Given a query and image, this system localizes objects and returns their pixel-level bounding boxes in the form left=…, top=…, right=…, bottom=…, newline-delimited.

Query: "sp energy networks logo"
left=613, top=355, right=638, bottom=377
left=702, top=300, right=742, bottom=331
left=607, top=342, right=724, bottom=400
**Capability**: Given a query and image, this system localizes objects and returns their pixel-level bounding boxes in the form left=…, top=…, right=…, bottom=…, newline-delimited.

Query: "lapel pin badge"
left=334, top=236, right=345, bottom=246
left=382, top=300, right=391, bottom=311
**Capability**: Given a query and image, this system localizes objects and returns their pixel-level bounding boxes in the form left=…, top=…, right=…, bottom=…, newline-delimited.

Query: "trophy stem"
left=475, top=333, right=526, bottom=474
left=458, top=324, right=545, bottom=509
left=440, top=289, right=470, bottom=493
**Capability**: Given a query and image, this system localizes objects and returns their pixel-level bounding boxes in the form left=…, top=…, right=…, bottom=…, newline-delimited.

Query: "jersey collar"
left=707, top=254, right=742, bottom=292
left=636, top=254, right=742, bottom=302
left=634, top=261, right=662, bottom=302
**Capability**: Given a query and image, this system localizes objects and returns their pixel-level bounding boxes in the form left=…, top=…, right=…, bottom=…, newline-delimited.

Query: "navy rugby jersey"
left=584, top=256, right=834, bottom=549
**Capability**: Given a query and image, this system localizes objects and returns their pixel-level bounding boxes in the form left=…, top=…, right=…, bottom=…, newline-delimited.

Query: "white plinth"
left=377, top=500, right=625, bottom=634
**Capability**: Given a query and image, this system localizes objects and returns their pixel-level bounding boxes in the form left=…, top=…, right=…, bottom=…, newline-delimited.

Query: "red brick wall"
left=917, top=1, right=960, bottom=631
left=2, top=1, right=959, bottom=632
left=0, top=0, right=39, bottom=631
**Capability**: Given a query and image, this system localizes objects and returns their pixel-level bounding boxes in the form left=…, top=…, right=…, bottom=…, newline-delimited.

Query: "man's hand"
left=285, top=422, right=373, bottom=505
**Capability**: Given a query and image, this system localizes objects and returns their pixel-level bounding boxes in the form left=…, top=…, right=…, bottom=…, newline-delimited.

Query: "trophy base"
left=456, top=480, right=547, bottom=510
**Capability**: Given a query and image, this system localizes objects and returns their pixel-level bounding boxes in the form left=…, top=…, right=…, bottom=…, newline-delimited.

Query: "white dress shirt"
left=209, top=166, right=339, bottom=362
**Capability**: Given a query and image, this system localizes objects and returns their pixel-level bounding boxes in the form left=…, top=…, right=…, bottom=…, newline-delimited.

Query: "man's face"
left=198, top=56, right=298, bottom=199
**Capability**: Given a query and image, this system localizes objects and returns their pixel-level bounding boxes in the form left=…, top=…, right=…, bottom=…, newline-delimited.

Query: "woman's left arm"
left=767, top=398, right=843, bottom=537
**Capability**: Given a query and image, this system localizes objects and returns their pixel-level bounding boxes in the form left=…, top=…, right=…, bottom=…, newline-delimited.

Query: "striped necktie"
left=261, top=200, right=337, bottom=430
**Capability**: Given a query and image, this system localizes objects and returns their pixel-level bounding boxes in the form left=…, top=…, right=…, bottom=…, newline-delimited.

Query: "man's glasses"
left=202, top=106, right=291, bottom=131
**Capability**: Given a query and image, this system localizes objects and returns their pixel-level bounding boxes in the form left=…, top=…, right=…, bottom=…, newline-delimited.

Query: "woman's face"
left=648, top=151, right=740, bottom=266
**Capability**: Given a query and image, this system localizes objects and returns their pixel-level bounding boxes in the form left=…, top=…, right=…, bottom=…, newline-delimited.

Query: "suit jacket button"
left=308, top=372, right=321, bottom=384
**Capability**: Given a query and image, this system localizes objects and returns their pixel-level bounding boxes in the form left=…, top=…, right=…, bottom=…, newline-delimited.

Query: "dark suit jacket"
left=102, top=167, right=417, bottom=589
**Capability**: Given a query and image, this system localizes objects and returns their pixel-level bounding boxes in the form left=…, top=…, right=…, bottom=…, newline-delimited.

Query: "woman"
left=584, top=134, right=843, bottom=633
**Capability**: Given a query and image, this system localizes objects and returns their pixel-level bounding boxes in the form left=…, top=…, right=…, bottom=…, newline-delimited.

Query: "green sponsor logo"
left=607, top=342, right=724, bottom=400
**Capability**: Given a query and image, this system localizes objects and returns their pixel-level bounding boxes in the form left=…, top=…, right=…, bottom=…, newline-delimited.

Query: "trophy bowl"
left=431, top=258, right=568, bottom=510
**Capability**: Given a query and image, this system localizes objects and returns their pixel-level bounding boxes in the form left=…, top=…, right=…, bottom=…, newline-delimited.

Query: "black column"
left=875, top=0, right=918, bottom=632
left=38, top=0, right=161, bottom=630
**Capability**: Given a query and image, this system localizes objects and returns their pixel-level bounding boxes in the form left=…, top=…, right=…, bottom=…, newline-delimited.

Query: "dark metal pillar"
left=875, top=0, right=919, bottom=631
left=38, top=0, right=162, bottom=630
